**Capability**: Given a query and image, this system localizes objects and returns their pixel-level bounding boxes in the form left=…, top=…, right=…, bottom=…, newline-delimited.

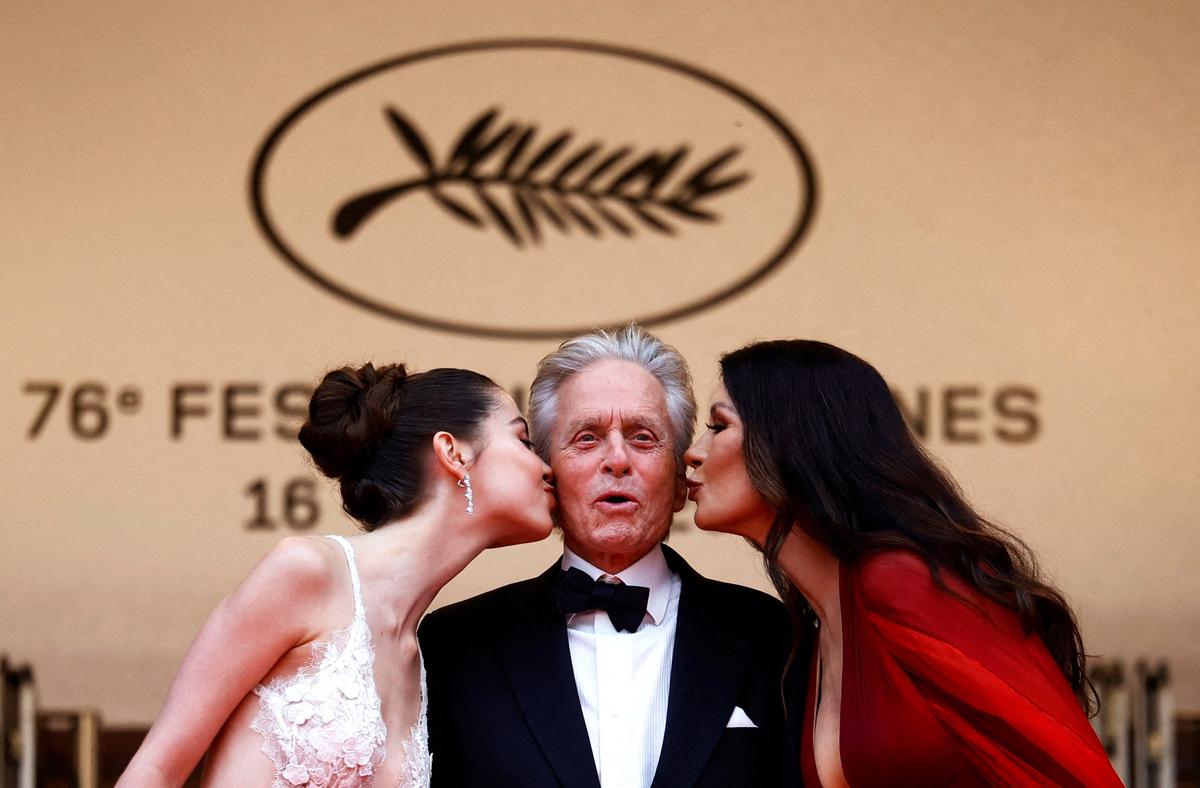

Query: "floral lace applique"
left=394, top=653, right=432, bottom=788
left=250, top=535, right=389, bottom=787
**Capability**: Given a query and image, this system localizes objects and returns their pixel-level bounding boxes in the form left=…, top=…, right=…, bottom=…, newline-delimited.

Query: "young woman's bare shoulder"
left=232, top=536, right=340, bottom=608
left=267, top=535, right=339, bottom=574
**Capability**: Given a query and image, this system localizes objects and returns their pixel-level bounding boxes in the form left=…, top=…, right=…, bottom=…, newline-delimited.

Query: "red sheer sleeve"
left=840, top=551, right=1120, bottom=787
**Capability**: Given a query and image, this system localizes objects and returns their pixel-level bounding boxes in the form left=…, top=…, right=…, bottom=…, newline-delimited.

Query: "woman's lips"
left=685, top=479, right=702, bottom=501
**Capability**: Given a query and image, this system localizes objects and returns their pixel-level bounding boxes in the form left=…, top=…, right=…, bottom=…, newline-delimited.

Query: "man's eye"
left=520, top=438, right=534, bottom=450
left=576, top=434, right=597, bottom=443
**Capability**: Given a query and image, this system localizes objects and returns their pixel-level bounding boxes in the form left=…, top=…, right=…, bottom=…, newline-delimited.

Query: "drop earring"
left=457, top=473, right=475, bottom=515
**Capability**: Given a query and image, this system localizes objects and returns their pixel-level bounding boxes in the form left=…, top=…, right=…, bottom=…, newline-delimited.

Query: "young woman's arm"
left=116, top=537, right=332, bottom=787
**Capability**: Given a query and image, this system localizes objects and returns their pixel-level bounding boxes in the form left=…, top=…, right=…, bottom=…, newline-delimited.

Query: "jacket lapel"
left=651, top=546, right=752, bottom=788
left=497, top=562, right=601, bottom=788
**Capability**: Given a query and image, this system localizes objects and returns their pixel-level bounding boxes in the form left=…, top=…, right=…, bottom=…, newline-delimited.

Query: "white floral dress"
left=251, top=535, right=431, bottom=787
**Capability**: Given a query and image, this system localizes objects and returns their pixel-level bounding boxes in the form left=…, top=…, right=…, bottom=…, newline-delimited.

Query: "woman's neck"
left=775, top=529, right=843, bottom=647
left=356, top=503, right=490, bottom=644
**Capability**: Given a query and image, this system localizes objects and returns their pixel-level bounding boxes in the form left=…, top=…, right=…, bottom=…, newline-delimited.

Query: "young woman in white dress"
left=118, top=363, right=556, bottom=787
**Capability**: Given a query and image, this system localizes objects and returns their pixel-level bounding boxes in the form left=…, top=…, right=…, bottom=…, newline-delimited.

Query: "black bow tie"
left=554, top=566, right=650, bottom=633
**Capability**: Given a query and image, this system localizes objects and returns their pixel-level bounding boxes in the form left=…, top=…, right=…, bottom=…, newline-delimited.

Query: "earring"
left=457, top=473, right=475, bottom=515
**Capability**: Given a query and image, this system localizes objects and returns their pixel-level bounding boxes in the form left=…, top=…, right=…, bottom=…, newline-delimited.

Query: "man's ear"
left=431, top=431, right=473, bottom=479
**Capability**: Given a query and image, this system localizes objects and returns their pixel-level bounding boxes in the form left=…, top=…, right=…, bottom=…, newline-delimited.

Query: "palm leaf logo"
left=333, top=106, right=751, bottom=247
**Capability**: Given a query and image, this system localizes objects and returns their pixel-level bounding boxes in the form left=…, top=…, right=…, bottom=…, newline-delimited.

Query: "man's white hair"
left=528, top=324, right=697, bottom=466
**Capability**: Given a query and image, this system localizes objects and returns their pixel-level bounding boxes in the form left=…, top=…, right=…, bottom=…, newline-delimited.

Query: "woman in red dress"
left=683, top=340, right=1120, bottom=787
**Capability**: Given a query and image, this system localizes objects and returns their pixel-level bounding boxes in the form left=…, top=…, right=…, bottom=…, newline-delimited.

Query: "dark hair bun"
left=299, top=362, right=408, bottom=481
left=342, top=476, right=398, bottom=528
left=296, top=362, right=500, bottom=531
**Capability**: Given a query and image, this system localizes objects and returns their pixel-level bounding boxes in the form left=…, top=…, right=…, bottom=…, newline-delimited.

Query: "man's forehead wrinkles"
left=565, top=407, right=665, bottom=428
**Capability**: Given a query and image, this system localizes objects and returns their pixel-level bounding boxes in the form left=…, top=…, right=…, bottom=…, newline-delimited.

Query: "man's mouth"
left=593, top=492, right=640, bottom=512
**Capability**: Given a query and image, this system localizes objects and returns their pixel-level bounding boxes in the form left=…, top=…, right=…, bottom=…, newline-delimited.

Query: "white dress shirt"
left=561, top=545, right=682, bottom=788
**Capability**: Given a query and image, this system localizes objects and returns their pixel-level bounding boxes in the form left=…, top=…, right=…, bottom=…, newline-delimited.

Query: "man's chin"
left=563, top=521, right=669, bottom=559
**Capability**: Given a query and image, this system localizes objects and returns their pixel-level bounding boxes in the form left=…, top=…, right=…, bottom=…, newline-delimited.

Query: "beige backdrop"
left=3, top=0, right=1198, bottom=725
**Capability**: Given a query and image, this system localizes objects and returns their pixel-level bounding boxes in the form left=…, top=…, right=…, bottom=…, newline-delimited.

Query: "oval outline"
left=249, top=38, right=819, bottom=340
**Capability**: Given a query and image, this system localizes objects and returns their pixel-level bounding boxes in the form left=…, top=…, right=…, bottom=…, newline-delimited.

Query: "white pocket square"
left=726, top=705, right=757, bottom=729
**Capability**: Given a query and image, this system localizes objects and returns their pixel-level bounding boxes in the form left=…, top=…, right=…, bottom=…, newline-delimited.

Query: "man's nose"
left=601, top=433, right=631, bottom=475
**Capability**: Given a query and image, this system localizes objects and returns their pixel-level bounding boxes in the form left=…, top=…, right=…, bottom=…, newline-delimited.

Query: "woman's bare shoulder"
left=229, top=536, right=341, bottom=608
left=264, top=535, right=339, bottom=573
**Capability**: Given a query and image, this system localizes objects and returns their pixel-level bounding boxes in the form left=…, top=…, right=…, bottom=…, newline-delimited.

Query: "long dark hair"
left=720, top=340, right=1095, bottom=714
left=299, top=363, right=501, bottom=530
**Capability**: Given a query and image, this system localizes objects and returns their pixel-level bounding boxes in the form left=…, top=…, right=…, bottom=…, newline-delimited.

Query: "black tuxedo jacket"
left=418, top=545, right=798, bottom=788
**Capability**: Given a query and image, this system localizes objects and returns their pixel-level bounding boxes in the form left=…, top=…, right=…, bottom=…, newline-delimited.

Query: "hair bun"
left=340, top=476, right=397, bottom=529
left=299, top=362, right=408, bottom=480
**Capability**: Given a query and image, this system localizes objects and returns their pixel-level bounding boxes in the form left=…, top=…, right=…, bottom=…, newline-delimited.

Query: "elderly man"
left=419, top=326, right=793, bottom=788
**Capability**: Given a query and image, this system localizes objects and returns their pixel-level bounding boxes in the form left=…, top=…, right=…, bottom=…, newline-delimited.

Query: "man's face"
left=550, top=359, right=686, bottom=572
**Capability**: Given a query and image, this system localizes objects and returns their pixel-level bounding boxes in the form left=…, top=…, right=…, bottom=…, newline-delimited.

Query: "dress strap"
left=325, top=534, right=365, bottom=620
left=418, top=646, right=428, bottom=717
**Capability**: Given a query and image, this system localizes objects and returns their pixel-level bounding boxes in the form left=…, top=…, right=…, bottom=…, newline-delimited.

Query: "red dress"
left=799, top=551, right=1121, bottom=787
